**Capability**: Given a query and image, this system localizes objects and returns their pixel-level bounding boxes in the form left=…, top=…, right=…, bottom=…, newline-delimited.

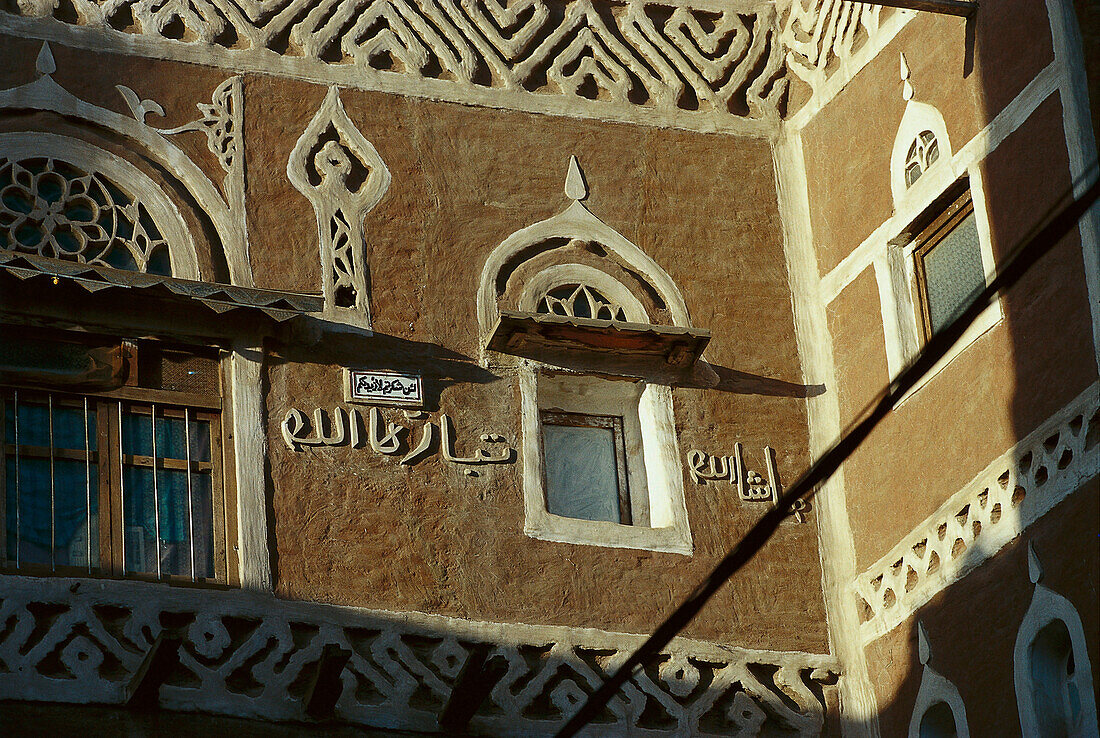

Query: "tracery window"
left=537, top=283, right=627, bottom=322
left=905, top=130, right=941, bottom=188
left=0, top=157, right=173, bottom=275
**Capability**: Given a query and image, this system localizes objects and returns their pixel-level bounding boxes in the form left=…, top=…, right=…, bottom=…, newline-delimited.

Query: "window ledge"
left=486, top=310, right=710, bottom=369
left=524, top=509, right=693, bottom=555
left=894, top=304, right=1003, bottom=409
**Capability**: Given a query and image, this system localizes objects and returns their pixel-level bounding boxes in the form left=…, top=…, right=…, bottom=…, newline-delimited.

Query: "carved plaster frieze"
left=0, top=574, right=839, bottom=735
left=288, top=86, right=390, bottom=324
left=0, top=0, right=789, bottom=135
left=854, top=383, right=1100, bottom=644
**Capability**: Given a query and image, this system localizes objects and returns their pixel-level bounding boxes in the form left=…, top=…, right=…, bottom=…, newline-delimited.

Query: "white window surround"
left=880, top=100, right=1004, bottom=406
left=519, top=368, right=692, bottom=555
left=1014, top=545, right=1098, bottom=737
left=908, top=623, right=970, bottom=738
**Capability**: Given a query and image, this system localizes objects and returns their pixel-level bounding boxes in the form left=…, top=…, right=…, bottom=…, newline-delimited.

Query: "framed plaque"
left=346, top=369, right=424, bottom=407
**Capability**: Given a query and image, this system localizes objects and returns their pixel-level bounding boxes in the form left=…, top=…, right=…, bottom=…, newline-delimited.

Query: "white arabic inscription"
left=281, top=406, right=514, bottom=476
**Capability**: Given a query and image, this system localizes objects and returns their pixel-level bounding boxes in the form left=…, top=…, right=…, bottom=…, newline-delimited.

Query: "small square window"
left=913, top=191, right=986, bottom=339
left=540, top=411, right=631, bottom=525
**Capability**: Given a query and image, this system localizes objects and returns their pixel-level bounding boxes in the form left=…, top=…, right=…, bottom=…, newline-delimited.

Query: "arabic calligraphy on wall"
left=687, top=444, right=808, bottom=523
left=282, top=406, right=515, bottom=476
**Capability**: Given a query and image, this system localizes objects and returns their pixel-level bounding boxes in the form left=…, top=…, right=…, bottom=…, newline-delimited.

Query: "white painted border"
left=1045, top=0, right=1100, bottom=376
left=773, top=130, right=882, bottom=735
left=519, top=366, right=692, bottom=554
left=229, top=342, right=272, bottom=592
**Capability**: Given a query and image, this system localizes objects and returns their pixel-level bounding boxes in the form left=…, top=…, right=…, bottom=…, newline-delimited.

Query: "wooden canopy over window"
left=486, top=310, right=710, bottom=369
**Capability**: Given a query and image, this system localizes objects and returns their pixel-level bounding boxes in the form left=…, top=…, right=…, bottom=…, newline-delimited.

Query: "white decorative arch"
left=908, top=623, right=970, bottom=738
left=476, top=157, right=692, bottom=339
left=1014, top=544, right=1098, bottom=737
left=518, top=263, right=649, bottom=323
left=891, top=101, right=952, bottom=205
left=0, top=44, right=252, bottom=286
left=0, top=132, right=200, bottom=280
left=891, top=53, right=952, bottom=206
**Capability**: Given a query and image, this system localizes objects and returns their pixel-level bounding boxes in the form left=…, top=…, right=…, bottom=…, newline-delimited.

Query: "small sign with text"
left=347, top=369, right=423, bottom=407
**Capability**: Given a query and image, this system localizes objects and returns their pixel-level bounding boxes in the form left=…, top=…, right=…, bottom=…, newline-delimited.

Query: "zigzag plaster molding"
left=0, top=574, right=839, bottom=736
left=854, top=382, right=1100, bottom=644
left=0, top=0, right=790, bottom=136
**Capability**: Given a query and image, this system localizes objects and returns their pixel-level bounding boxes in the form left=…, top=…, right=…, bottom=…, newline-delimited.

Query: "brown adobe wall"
left=0, top=33, right=830, bottom=650
left=820, top=87, right=1098, bottom=571
left=802, top=0, right=1054, bottom=276
left=251, top=79, right=829, bottom=649
left=863, top=477, right=1099, bottom=737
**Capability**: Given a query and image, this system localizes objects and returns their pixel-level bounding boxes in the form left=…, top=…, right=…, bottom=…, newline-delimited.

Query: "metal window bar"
left=48, top=393, right=55, bottom=572
left=84, top=396, right=91, bottom=573
left=185, top=408, right=195, bottom=581
left=13, top=390, right=19, bottom=568
left=118, top=401, right=125, bottom=574
left=151, top=403, right=161, bottom=579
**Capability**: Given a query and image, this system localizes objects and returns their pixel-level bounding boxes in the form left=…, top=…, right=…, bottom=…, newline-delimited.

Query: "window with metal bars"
left=0, top=343, right=230, bottom=583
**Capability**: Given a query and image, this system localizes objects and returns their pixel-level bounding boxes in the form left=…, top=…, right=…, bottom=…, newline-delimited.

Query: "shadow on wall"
left=841, top=0, right=1100, bottom=733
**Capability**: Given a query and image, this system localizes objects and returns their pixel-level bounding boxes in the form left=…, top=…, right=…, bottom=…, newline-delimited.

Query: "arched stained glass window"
left=0, top=157, right=173, bottom=275
left=905, top=130, right=941, bottom=188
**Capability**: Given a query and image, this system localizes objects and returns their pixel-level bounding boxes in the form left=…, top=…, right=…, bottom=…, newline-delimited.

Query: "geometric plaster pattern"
left=777, top=0, right=901, bottom=103
left=854, top=382, right=1100, bottom=643
left=288, top=86, right=390, bottom=323
left=0, top=0, right=789, bottom=134
left=0, top=575, right=839, bottom=736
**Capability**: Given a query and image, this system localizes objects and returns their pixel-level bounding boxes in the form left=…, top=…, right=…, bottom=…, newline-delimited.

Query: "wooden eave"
left=485, top=310, right=710, bottom=369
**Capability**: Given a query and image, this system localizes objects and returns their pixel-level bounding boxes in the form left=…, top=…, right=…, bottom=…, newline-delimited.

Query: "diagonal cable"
left=556, top=173, right=1100, bottom=737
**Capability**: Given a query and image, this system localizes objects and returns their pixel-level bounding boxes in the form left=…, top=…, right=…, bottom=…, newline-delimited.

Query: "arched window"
left=1, top=156, right=174, bottom=275
left=0, top=134, right=200, bottom=280
left=918, top=702, right=958, bottom=738
left=1015, top=545, right=1099, bottom=737
left=478, top=157, right=702, bottom=554
left=905, top=130, right=941, bottom=189
left=1027, top=619, right=1088, bottom=736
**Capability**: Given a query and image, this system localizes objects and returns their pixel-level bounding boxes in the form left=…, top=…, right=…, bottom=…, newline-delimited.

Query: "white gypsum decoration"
left=288, top=86, right=390, bottom=325
left=0, top=43, right=253, bottom=285
left=854, top=383, right=1100, bottom=644
left=0, top=573, right=838, bottom=736
left=0, top=0, right=788, bottom=136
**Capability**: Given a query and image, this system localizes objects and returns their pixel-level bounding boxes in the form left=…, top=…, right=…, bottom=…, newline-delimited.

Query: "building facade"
left=0, top=0, right=1095, bottom=735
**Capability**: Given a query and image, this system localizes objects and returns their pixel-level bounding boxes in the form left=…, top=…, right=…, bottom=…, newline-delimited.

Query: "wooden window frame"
left=539, top=410, right=632, bottom=525
left=0, top=356, right=234, bottom=586
left=911, top=188, right=977, bottom=341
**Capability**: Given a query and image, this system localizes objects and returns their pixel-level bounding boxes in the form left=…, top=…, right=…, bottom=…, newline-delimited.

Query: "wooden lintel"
left=302, top=643, right=353, bottom=720
left=125, top=632, right=183, bottom=708
left=857, top=0, right=976, bottom=16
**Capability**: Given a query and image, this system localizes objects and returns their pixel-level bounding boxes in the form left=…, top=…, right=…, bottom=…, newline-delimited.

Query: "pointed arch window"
left=537, top=283, right=627, bottom=322
left=905, top=130, right=941, bottom=189
left=478, top=157, right=701, bottom=554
